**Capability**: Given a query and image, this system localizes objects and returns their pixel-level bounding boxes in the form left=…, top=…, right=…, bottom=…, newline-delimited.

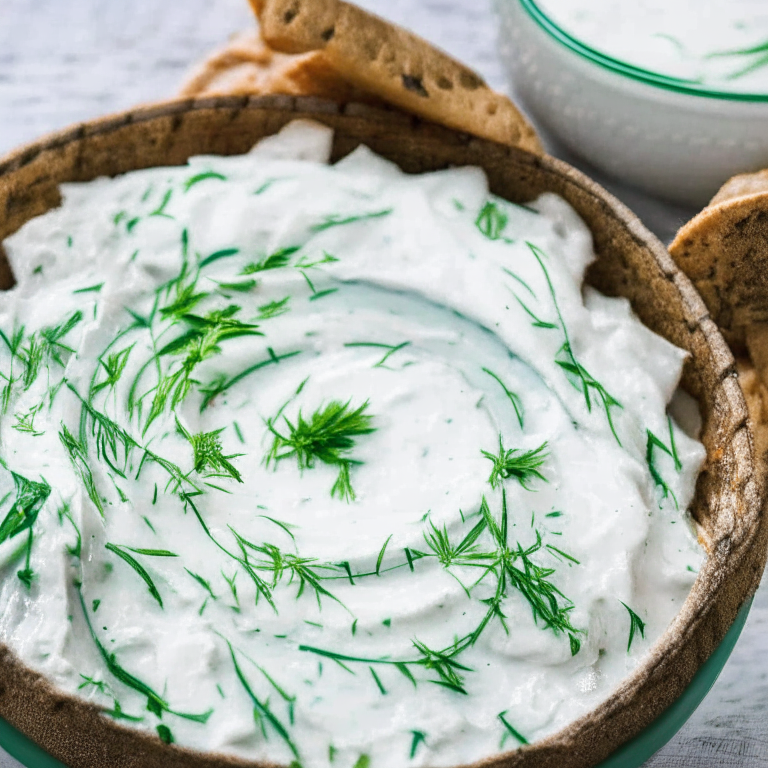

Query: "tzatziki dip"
left=537, top=0, right=768, bottom=93
left=0, top=120, right=705, bottom=767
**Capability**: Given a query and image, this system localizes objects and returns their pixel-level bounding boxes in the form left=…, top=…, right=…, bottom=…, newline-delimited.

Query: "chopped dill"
left=370, top=666, right=387, bottom=695
left=156, top=725, right=174, bottom=744
left=481, top=436, right=548, bottom=490
left=73, top=283, right=104, bottom=294
left=184, top=171, right=227, bottom=192
left=258, top=296, right=291, bottom=319
left=228, top=642, right=299, bottom=759
left=308, top=288, right=338, bottom=301
left=149, top=189, right=173, bottom=219
left=12, top=403, right=44, bottom=436
left=482, top=367, right=524, bottom=428
left=59, top=425, right=103, bottom=516
left=344, top=341, right=411, bottom=368
left=199, top=247, right=240, bottom=269
left=93, top=345, right=133, bottom=394
left=186, top=568, right=217, bottom=599
left=498, top=711, right=528, bottom=747
left=528, top=242, right=622, bottom=442
left=476, top=201, right=508, bottom=240
left=621, top=602, right=646, bottom=652
left=646, top=416, right=682, bottom=507
left=242, top=246, right=299, bottom=274
left=198, top=349, right=301, bottom=410
left=105, top=543, right=165, bottom=608
left=410, top=730, right=427, bottom=758
left=311, top=209, right=392, bottom=232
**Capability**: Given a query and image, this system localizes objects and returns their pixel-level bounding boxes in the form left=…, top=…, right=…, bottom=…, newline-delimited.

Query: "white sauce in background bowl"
left=0, top=120, right=705, bottom=768
left=538, top=0, right=768, bottom=93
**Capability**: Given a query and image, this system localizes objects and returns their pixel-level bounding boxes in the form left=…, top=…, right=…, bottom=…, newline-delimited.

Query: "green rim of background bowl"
left=0, top=597, right=754, bottom=768
left=518, top=0, right=768, bottom=102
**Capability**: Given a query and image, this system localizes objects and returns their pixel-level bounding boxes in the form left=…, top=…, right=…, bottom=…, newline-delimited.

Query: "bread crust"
left=0, top=96, right=763, bottom=768
left=253, top=0, right=543, bottom=154
left=179, top=30, right=379, bottom=105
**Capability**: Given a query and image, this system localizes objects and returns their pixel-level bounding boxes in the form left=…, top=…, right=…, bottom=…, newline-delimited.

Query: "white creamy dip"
left=0, top=120, right=705, bottom=768
left=537, top=0, right=768, bottom=93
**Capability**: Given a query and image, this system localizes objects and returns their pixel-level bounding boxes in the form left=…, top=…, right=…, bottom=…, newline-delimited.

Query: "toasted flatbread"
left=180, top=30, right=378, bottom=103
left=710, top=169, right=768, bottom=207
left=669, top=187, right=768, bottom=352
left=249, top=0, right=542, bottom=154
left=670, top=171, right=768, bottom=459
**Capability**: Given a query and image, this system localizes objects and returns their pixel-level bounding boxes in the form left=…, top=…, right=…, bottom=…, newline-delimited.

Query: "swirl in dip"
left=0, top=121, right=704, bottom=767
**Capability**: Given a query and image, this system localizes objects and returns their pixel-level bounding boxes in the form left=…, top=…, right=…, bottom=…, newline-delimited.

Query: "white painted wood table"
left=0, top=1, right=765, bottom=766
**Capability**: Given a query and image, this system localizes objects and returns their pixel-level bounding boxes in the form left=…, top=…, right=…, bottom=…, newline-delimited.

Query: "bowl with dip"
left=495, top=0, right=768, bottom=206
left=0, top=94, right=763, bottom=768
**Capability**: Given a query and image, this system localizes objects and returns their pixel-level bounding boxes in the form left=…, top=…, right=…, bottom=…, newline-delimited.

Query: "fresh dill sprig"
left=59, top=424, right=103, bottom=516
left=198, top=348, right=301, bottom=410
left=482, top=367, right=524, bottom=428
left=143, top=305, right=262, bottom=431
left=481, top=436, right=548, bottom=490
left=646, top=416, right=682, bottom=507
left=229, top=528, right=344, bottom=610
left=14, top=310, right=83, bottom=391
left=498, top=711, right=528, bottom=747
left=12, top=403, right=44, bottom=436
left=1, top=473, right=49, bottom=586
left=344, top=341, right=411, bottom=368
left=528, top=242, right=622, bottom=442
left=257, top=296, right=291, bottom=320
left=76, top=588, right=212, bottom=722
left=105, top=543, right=166, bottom=608
left=621, top=601, right=646, bottom=652
left=227, top=642, right=299, bottom=759
left=266, top=399, right=376, bottom=502
left=58, top=502, right=82, bottom=558
left=176, top=418, right=243, bottom=483
left=242, top=246, right=300, bottom=274
left=185, top=568, right=217, bottom=599
left=93, top=345, right=133, bottom=394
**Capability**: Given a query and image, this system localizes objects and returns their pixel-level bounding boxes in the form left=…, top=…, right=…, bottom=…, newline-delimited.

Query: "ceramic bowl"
left=0, top=95, right=764, bottom=768
left=495, top=0, right=768, bottom=206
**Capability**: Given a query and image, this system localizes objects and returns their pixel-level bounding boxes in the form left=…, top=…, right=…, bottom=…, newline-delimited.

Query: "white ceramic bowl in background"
left=495, top=0, right=768, bottom=207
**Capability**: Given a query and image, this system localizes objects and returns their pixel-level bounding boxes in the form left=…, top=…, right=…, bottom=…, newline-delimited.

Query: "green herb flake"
left=266, top=399, right=376, bottom=502
left=184, top=171, right=227, bottom=192
left=481, top=436, right=548, bottom=490
left=621, top=601, right=646, bottom=652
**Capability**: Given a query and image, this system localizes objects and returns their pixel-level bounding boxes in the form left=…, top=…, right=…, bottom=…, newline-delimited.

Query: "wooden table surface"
left=0, top=0, right=765, bottom=766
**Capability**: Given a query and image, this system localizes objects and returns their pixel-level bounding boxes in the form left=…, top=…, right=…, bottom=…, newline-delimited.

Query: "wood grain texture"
left=0, top=2, right=765, bottom=767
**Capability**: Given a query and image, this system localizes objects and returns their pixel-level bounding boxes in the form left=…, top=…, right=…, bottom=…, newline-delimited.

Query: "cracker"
left=669, top=190, right=768, bottom=351
left=251, top=0, right=542, bottom=154
left=180, top=30, right=377, bottom=103
left=710, top=169, right=768, bottom=206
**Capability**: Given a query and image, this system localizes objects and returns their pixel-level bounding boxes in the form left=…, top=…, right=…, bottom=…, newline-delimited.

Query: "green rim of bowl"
left=518, top=0, right=768, bottom=102
left=0, top=598, right=754, bottom=768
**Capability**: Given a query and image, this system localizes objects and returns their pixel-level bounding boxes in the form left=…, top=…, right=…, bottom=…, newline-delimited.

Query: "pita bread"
left=180, top=30, right=378, bottom=104
left=249, top=0, right=542, bottom=154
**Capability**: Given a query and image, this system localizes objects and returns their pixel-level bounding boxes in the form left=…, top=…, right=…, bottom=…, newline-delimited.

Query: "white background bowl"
left=496, top=0, right=768, bottom=206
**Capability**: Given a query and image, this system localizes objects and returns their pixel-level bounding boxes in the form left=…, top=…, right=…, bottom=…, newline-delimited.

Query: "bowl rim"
left=0, top=94, right=764, bottom=768
left=518, top=0, right=768, bottom=103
